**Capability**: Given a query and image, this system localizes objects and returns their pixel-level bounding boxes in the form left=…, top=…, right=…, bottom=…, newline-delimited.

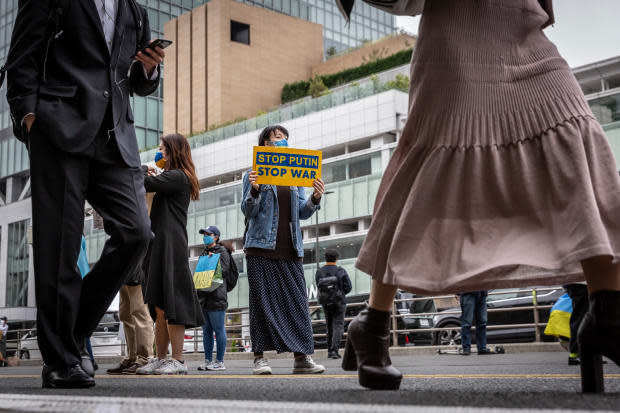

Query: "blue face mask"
left=274, top=139, right=289, bottom=147
left=203, top=235, right=215, bottom=245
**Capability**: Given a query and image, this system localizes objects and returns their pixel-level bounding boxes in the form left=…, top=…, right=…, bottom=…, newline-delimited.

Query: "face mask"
left=203, top=235, right=215, bottom=245
left=273, top=139, right=288, bottom=148
left=154, top=151, right=166, bottom=169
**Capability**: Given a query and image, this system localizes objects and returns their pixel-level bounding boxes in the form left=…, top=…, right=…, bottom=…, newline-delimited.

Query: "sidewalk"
left=14, top=342, right=564, bottom=367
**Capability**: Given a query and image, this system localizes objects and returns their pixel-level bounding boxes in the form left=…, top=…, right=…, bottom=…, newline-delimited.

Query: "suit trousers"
left=28, top=113, right=152, bottom=369
left=119, top=284, right=154, bottom=365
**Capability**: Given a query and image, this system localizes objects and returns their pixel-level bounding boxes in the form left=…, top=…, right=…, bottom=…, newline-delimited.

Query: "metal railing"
left=2, top=287, right=561, bottom=360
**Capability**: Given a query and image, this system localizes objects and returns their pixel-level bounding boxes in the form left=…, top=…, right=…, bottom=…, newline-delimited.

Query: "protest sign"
left=252, top=146, right=322, bottom=187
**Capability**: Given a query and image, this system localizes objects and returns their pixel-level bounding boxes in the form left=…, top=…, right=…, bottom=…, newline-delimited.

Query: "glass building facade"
left=6, top=219, right=29, bottom=307
left=0, top=0, right=396, bottom=179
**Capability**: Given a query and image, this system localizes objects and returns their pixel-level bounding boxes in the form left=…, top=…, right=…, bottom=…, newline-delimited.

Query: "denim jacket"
left=241, top=171, right=320, bottom=258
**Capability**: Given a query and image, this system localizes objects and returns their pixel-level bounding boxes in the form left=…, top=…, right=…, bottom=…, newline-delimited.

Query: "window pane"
left=231, top=20, right=250, bottom=45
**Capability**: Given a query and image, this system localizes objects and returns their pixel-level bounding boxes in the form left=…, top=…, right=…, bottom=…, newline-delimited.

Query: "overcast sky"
left=395, top=0, right=620, bottom=68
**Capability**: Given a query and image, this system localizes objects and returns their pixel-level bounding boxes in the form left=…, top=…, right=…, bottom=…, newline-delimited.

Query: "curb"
left=14, top=342, right=564, bottom=367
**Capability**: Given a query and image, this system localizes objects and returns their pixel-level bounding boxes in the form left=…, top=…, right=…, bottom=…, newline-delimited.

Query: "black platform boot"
left=577, top=290, right=620, bottom=393
left=342, top=307, right=402, bottom=390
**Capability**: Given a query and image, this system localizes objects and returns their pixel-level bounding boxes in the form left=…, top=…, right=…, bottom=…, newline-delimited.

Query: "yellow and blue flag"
left=544, top=293, right=572, bottom=339
left=193, top=253, right=223, bottom=292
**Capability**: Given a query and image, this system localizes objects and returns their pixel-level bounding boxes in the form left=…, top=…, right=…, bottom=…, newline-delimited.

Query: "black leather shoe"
left=477, top=348, right=493, bottom=355
left=577, top=290, right=620, bottom=394
left=459, top=348, right=471, bottom=356
left=342, top=308, right=402, bottom=390
left=42, top=364, right=95, bottom=389
left=76, top=338, right=95, bottom=378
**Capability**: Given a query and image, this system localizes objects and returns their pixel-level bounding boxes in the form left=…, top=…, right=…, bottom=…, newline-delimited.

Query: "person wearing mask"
left=458, top=291, right=491, bottom=356
left=196, top=226, right=239, bottom=372
left=0, top=317, right=8, bottom=367
left=335, top=0, right=620, bottom=393
left=242, top=125, right=326, bottom=375
left=6, top=0, right=163, bottom=388
left=136, top=134, right=204, bottom=376
left=316, top=250, right=352, bottom=359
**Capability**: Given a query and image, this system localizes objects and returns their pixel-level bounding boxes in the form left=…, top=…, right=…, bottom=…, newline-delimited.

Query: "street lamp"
left=315, top=190, right=334, bottom=272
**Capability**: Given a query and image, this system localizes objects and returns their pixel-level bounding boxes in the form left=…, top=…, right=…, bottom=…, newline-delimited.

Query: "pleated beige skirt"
left=356, top=0, right=620, bottom=294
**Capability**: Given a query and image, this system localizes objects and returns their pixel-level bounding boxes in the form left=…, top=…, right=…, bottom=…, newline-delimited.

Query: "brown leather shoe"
left=342, top=308, right=402, bottom=390
left=106, top=360, right=133, bottom=375
left=122, top=363, right=141, bottom=375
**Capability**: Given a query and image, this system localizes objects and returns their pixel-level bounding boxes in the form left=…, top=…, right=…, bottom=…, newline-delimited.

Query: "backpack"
left=0, top=0, right=144, bottom=91
left=225, top=250, right=239, bottom=293
left=317, top=268, right=345, bottom=307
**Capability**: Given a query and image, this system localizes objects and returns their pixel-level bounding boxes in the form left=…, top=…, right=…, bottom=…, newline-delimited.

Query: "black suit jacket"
left=6, top=0, right=160, bottom=167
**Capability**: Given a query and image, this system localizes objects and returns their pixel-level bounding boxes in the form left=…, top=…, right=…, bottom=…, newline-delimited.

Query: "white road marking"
left=0, top=394, right=616, bottom=413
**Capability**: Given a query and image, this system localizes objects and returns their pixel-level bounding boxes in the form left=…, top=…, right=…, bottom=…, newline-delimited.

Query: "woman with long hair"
left=136, top=134, right=205, bottom=376
left=242, top=125, right=326, bottom=375
left=335, top=0, right=620, bottom=393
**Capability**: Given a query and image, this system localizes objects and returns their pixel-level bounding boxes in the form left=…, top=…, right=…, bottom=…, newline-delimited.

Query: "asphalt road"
left=0, top=352, right=619, bottom=412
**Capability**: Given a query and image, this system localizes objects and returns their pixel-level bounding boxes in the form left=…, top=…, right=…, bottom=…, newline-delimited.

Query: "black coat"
left=197, top=243, right=235, bottom=311
left=315, top=264, right=353, bottom=305
left=143, top=169, right=205, bottom=328
left=6, top=0, right=159, bottom=167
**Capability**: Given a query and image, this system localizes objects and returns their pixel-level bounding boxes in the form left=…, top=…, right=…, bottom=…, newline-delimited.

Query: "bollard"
left=532, top=289, right=541, bottom=342
left=391, top=301, right=398, bottom=347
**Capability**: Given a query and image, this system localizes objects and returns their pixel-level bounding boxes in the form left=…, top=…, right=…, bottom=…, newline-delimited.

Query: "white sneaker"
left=136, top=358, right=166, bottom=375
left=292, top=355, right=325, bottom=374
left=197, top=361, right=213, bottom=371
left=154, top=359, right=188, bottom=375
left=253, top=357, right=272, bottom=375
left=208, top=361, right=226, bottom=371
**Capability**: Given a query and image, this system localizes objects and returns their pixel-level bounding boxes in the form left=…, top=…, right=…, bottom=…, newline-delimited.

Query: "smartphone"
left=133, top=39, right=173, bottom=58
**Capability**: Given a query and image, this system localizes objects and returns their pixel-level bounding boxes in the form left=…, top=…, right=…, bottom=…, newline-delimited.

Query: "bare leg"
left=155, top=307, right=170, bottom=360
left=369, top=279, right=398, bottom=311
left=167, top=324, right=185, bottom=361
left=581, top=256, right=620, bottom=293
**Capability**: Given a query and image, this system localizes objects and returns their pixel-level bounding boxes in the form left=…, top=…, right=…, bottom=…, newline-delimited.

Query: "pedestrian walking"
left=137, top=134, right=204, bottom=376
left=336, top=0, right=620, bottom=392
left=196, top=226, right=239, bottom=372
left=316, top=250, right=352, bottom=359
left=0, top=317, right=8, bottom=367
left=5, top=0, right=163, bottom=388
left=242, top=125, right=326, bottom=375
left=458, top=291, right=491, bottom=356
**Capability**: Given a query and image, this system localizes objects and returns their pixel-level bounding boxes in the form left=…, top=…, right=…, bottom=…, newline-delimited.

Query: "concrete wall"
left=312, top=34, right=415, bottom=77
left=163, top=0, right=324, bottom=136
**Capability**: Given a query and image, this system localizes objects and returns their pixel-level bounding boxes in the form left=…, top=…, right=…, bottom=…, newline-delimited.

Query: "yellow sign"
left=252, top=146, right=322, bottom=187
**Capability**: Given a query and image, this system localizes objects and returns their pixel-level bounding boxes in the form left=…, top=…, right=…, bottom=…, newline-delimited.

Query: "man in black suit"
left=6, top=0, right=164, bottom=388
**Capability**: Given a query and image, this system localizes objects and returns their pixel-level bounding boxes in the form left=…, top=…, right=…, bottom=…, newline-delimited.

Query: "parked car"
left=311, top=292, right=425, bottom=349
left=183, top=329, right=204, bottom=354
left=19, top=311, right=122, bottom=359
left=429, top=287, right=564, bottom=346
left=311, top=287, right=563, bottom=348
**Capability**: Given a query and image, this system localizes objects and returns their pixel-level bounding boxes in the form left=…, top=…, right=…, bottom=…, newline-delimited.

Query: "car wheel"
left=435, top=323, right=461, bottom=346
left=20, top=351, right=30, bottom=360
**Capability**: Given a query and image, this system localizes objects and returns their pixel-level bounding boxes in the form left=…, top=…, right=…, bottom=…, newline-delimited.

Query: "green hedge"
left=281, top=48, right=413, bottom=104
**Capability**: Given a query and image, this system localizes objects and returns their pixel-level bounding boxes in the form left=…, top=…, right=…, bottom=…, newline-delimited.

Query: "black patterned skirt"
left=246, top=256, right=314, bottom=354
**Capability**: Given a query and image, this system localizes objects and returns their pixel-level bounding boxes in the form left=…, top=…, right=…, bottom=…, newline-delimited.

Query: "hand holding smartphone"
left=132, top=39, right=173, bottom=59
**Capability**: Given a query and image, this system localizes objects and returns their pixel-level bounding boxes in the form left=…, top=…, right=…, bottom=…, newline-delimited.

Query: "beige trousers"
left=119, top=285, right=154, bottom=365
